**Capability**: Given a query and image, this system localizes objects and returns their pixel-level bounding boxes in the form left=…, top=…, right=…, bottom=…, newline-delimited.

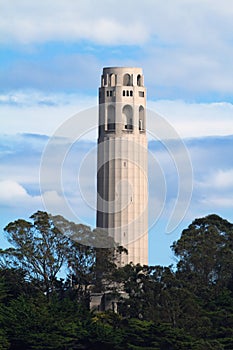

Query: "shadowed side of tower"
left=97, top=67, right=148, bottom=266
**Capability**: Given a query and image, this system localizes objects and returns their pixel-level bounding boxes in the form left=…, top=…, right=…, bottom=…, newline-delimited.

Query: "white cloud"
left=42, top=190, right=77, bottom=219
left=0, top=180, right=41, bottom=206
left=190, top=168, right=233, bottom=216
left=0, top=179, right=81, bottom=221
left=1, top=0, right=233, bottom=48
left=213, top=169, right=233, bottom=188
left=200, top=196, right=233, bottom=208
left=143, top=45, right=233, bottom=96
left=0, top=90, right=96, bottom=107
left=1, top=90, right=233, bottom=138
left=0, top=91, right=97, bottom=136
left=0, top=0, right=149, bottom=45
left=148, top=100, right=233, bottom=139
left=0, top=180, right=27, bottom=200
left=198, top=169, right=233, bottom=190
left=1, top=1, right=233, bottom=99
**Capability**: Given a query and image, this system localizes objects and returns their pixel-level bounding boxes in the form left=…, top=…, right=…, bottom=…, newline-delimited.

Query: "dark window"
left=122, top=105, right=133, bottom=130
left=139, top=105, right=145, bottom=131
left=104, top=74, right=108, bottom=86
left=123, top=73, right=132, bottom=86
left=137, top=74, right=142, bottom=86
left=107, top=105, right=115, bottom=131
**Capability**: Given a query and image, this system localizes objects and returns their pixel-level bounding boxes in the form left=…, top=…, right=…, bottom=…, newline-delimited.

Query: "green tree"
left=50, top=215, right=127, bottom=293
left=171, top=214, right=233, bottom=345
left=1, top=211, right=127, bottom=298
left=172, top=214, right=233, bottom=296
left=0, top=278, right=10, bottom=349
left=2, top=211, right=71, bottom=298
left=3, top=293, right=90, bottom=350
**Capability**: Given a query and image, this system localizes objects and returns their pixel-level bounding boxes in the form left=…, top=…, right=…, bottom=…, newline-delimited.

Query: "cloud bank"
left=1, top=91, right=233, bottom=139
left=1, top=1, right=233, bottom=100
left=1, top=0, right=232, bottom=49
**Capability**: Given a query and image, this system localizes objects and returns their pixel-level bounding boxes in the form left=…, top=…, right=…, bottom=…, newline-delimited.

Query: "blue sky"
left=0, top=0, right=233, bottom=266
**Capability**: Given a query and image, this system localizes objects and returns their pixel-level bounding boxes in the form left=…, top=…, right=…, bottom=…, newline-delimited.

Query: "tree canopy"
left=0, top=212, right=232, bottom=349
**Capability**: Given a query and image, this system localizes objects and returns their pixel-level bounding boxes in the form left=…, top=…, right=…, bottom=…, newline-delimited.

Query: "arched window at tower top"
left=123, top=73, right=132, bottom=86
left=139, top=105, right=145, bottom=131
left=137, top=74, right=142, bottom=86
left=103, top=74, right=108, bottom=86
left=110, top=74, right=116, bottom=86
left=122, top=105, right=133, bottom=130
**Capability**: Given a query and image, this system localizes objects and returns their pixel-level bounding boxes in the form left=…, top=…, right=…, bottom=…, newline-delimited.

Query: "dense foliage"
left=0, top=212, right=232, bottom=349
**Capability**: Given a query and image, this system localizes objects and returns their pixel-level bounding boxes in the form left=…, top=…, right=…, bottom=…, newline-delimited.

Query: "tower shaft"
left=97, top=67, right=148, bottom=266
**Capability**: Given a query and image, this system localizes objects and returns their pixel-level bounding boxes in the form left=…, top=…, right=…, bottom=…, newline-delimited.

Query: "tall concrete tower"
left=97, top=67, right=148, bottom=266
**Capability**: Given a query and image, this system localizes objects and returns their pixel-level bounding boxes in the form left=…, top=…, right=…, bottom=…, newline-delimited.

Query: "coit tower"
left=97, top=67, right=148, bottom=266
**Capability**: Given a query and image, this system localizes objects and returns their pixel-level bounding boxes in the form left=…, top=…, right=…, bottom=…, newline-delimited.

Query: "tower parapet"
left=98, top=67, right=146, bottom=139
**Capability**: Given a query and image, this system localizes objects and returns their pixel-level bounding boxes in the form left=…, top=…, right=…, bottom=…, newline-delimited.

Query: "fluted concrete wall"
left=97, top=67, right=148, bottom=266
